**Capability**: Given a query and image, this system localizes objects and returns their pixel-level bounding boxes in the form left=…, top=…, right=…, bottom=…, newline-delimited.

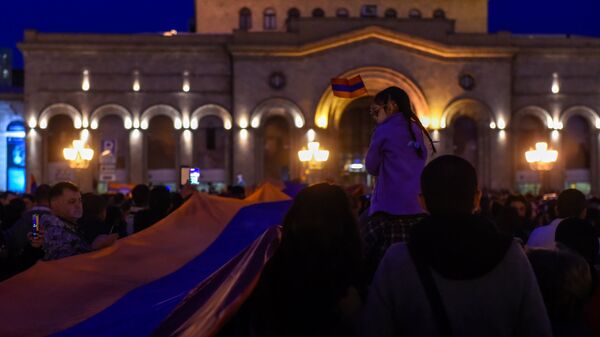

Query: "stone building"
left=14, top=0, right=600, bottom=194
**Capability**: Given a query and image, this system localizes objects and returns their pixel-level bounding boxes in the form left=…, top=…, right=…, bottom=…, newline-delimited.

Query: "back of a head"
left=149, top=186, right=171, bottom=213
left=557, top=189, right=586, bottom=218
left=527, top=248, right=592, bottom=321
left=34, top=184, right=51, bottom=204
left=260, top=183, right=362, bottom=334
left=282, top=183, right=360, bottom=257
left=50, top=182, right=80, bottom=203
left=421, top=155, right=478, bottom=216
left=556, top=217, right=599, bottom=265
left=81, top=193, right=108, bottom=219
left=132, top=184, right=150, bottom=207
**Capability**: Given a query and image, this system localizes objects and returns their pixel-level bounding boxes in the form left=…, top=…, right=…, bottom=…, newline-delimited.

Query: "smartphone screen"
left=189, top=168, right=201, bottom=185
left=32, top=214, right=40, bottom=239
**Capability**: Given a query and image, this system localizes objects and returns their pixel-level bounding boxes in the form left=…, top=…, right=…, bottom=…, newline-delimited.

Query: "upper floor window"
left=312, top=8, right=325, bottom=18
left=433, top=8, right=446, bottom=19
left=288, top=8, right=300, bottom=20
left=384, top=8, right=397, bottom=18
left=408, top=8, right=422, bottom=19
left=239, top=7, right=252, bottom=31
left=336, top=8, right=349, bottom=18
left=264, top=8, right=277, bottom=30
left=361, top=5, right=378, bottom=18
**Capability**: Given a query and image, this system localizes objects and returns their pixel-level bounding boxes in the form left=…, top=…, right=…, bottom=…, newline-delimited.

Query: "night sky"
left=1, top=0, right=600, bottom=69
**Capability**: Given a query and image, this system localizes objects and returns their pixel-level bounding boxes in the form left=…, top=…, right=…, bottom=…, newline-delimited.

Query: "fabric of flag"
left=331, top=75, right=368, bottom=98
left=0, top=183, right=292, bottom=337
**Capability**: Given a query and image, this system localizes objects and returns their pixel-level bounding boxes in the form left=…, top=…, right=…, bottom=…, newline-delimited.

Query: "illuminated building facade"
left=16, top=1, right=600, bottom=194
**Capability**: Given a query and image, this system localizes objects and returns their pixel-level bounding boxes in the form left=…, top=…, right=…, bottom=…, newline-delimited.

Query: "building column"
left=26, top=128, right=43, bottom=191
left=179, top=129, right=193, bottom=167
left=233, top=127, right=255, bottom=186
left=129, top=129, right=144, bottom=184
left=489, top=129, right=512, bottom=190
left=592, top=130, right=600, bottom=195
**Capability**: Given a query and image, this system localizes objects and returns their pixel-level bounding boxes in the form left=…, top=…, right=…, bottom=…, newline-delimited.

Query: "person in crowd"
left=362, top=155, right=551, bottom=337
left=21, top=193, right=34, bottom=211
left=106, top=204, right=128, bottom=238
left=362, top=86, right=436, bottom=281
left=125, top=184, right=150, bottom=235
left=218, top=183, right=364, bottom=337
left=43, top=182, right=117, bottom=261
left=2, top=184, right=51, bottom=263
left=170, top=192, right=184, bottom=212
left=555, top=217, right=600, bottom=336
left=527, top=248, right=593, bottom=337
left=78, top=193, right=109, bottom=244
left=2, top=197, right=27, bottom=230
left=133, top=185, right=171, bottom=233
left=528, top=189, right=587, bottom=249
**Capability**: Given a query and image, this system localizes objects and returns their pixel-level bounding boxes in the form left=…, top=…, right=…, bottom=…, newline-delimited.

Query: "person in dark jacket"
left=78, top=193, right=110, bottom=243
left=362, top=155, right=551, bottom=337
left=134, top=185, right=171, bottom=233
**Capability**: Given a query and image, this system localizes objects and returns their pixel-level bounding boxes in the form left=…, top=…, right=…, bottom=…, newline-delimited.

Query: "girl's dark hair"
left=250, top=183, right=363, bottom=336
left=374, top=86, right=436, bottom=157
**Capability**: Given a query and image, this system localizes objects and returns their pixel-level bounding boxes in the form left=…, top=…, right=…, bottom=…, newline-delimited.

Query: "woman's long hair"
left=374, top=86, right=436, bottom=157
left=250, top=183, right=363, bottom=336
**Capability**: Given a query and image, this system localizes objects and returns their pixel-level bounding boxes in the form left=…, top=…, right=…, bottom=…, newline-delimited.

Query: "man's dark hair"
left=421, top=155, right=478, bottom=215
left=34, top=184, right=52, bottom=204
left=556, top=189, right=586, bottom=218
left=556, top=217, right=599, bottom=265
left=49, top=182, right=80, bottom=201
left=149, top=186, right=172, bottom=214
left=131, top=184, right=150, bottom=207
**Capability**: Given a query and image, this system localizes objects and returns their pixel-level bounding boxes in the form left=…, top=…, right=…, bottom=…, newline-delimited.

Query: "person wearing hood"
left=361, top=155, right=551, bottom=337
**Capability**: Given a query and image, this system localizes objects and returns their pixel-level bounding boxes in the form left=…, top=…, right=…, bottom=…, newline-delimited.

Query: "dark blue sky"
left=2, top=0, right=600, bottom=69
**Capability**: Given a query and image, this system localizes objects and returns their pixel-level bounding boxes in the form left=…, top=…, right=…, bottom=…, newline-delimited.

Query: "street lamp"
left=525, top=142, right=558, bottom=193
left=63, top=139, right=94, bottom=169
left=298, top=140, right=329, bottom=183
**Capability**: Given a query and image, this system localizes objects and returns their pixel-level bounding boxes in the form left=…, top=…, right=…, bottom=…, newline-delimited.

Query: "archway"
left=262, top=116, right=291, bottom=181
left=514, top=114, right=548, bottom=194
left=250, top=98, right=305, bottom=182
left=92, top=115, right=130, bottom=192
left=146, top=115, right=178, bottom=188
left=337, top=96, right=375, bottom=186
left=442, top=98, right=494, bottom=187
left=46, top=114, right=79, bottom=184
left=562, top=115, right=592, bottom=194
left=194, top=115, right=228, bottom=191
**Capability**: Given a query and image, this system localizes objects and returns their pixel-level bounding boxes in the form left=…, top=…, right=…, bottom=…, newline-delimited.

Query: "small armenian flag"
left=331, top=75, right=368, bottom=98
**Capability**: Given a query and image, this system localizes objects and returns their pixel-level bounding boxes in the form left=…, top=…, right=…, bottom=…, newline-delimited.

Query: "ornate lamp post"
left=298, top=140, right=329, bottom=183
left=525, top=142, right=558, bottom=193
left=63, top=138, right=94, bottom=169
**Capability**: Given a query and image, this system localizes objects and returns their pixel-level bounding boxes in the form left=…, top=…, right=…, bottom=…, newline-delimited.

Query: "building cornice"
left=229, top=26, right=517, bottom=59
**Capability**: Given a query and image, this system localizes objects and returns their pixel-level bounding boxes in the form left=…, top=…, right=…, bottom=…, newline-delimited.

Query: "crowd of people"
left=0, top=182, right=247, bottom=280
left=1, top=86, right=599, bottom=336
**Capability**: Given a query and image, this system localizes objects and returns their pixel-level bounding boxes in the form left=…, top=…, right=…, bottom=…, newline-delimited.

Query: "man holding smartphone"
left=42, top=182, right=117, bottom=261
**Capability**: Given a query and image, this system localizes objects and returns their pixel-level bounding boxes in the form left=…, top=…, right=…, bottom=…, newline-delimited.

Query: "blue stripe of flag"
left=332, top=82, right=365, bottom=93
left=50, top=200, right=293, bottom=337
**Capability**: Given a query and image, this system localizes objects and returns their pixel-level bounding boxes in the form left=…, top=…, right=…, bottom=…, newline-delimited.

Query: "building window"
left=312, top=8, right=325, bottom=18
left=239, top=7, right=252, bottom=31
left=433, top=9, right=446, bottom=19
left=6, top=121, right=26, bottom=193
left=263, top=8, right=277, bottom=30
left=408, top=9, right=422, bottom=19
left=336, top=8, right=349, bottom=18
left=384, top=8, right=397, bottom=18
left=288, top=8, right=300, bottom=20
left=361, top=5, right=378, bottom=18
